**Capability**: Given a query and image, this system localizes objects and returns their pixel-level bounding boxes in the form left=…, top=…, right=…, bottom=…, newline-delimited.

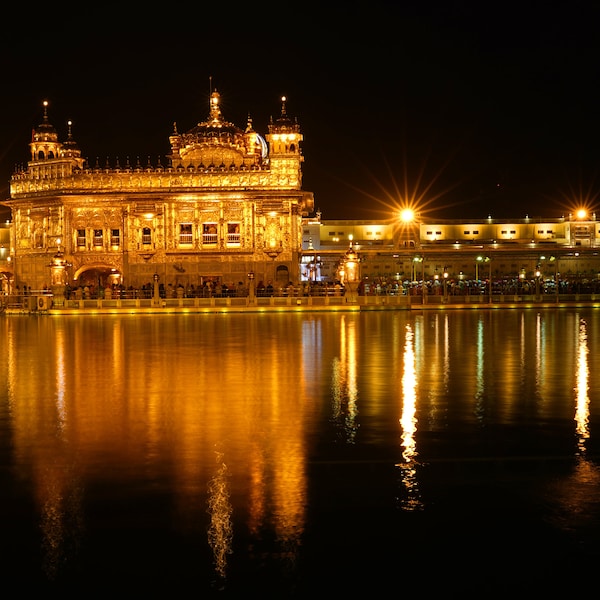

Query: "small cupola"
left=30, top=100, right=62, bottom=161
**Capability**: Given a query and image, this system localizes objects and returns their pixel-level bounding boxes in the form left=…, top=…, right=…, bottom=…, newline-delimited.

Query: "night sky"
left=1, top=2, right=599, bottom=222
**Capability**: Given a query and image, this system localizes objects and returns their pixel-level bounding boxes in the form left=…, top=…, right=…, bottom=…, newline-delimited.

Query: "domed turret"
left=61, top=120, right=82, bottom=159
left=266, top=96, right=302, bottom=156
left=26, top=101, right=85, bottom=173
left=30, top=100, right=61, bottom=161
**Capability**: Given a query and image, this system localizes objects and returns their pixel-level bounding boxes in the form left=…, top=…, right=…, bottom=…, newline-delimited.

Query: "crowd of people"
left=5, top=274, right=600, bottom=303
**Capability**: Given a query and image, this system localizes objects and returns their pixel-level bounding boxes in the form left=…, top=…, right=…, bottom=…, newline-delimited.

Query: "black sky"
left=1, top=2, right=600, bottom=222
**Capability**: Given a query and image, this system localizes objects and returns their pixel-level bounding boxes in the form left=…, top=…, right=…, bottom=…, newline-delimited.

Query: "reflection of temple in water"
left=4, top=316, right=309, bottom=585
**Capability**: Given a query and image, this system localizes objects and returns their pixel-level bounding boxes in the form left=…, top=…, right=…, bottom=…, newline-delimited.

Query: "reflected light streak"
left=520, top=312, right=526, bottom=386
left=55, top=325, right=67, bottom=433
left=443, top=313, right=450, bottom=393
left=535, top=313, right=542, bottom=389
left=40, top=467, right=84, bottom=582
left=345, top=318, right=359, bottom=442
left=330, top=316, right=359, bottom=443
left=474, top=317, right=485, bottom=422
left=207, top=451, right=233, bottom=583
left=331, top=357, right=342, bottom=421
left=397, top=324, right=423, bottom=511
left=35, top=322, right=85, bottom=583
left=575, top=319, right=590, bottom=454
left=547, top=316, right=599, bottom=532
left=247, top=442, right=267, bottom=536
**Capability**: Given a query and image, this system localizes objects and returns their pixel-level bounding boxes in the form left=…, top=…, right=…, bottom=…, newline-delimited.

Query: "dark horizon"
left=2, top=3, right=599, bottom=222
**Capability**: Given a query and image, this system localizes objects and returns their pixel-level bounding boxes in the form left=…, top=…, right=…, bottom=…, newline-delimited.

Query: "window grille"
left=179, top=223, right=193, bottom=245
left=203, top=223, right=218, bottom=244
left=142, top=227, right=152, bottom=245
left=227, top=223, right=240, bottom=244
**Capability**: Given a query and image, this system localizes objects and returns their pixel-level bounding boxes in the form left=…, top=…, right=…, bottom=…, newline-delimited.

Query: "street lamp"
left=48, top=239, right=72, bottom=287
left=551, top=256, right=559, bottom=301
left=412, top=255, right=425, bottom=303
left=519, top=268, right=526, bottom=296
left=341, top=240, right=360, bottom=302
left=412, top=256, right=423, bottom=283
left=152, top=272, right=160, bottom=305
left=47, top=238, right=72, bottom=306
left=304, top=236, right=320, bottom=289
left=476, top=255, right=491, bottom=302
left=443, top=267, right=449, bottom=301
left=398, top=208, right=419, bottom=249
left=247, top=271, right=255, bottom=304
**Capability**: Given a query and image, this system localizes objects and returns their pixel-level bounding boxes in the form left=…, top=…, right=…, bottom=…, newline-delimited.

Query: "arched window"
left=142, top=227, right=152, bottom=245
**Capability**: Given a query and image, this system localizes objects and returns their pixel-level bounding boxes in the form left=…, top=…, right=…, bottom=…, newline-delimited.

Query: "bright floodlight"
left=400, top=209, right=415, bottom=223
left=577, top=209, right=587, bottom=219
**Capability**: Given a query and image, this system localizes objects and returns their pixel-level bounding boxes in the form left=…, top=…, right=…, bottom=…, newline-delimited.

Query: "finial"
left=281, top=96, right=287, bottom=116
left=42, top=100, right=49, bottom=121
left=210, top=88, right=221, bottom=121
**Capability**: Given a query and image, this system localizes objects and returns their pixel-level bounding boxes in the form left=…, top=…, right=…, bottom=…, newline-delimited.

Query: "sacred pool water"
left=1, top=309, right=599, bottom=596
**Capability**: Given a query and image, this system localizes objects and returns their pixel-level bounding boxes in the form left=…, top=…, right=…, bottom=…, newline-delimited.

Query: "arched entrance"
left=73, top=264, right=122, bottom=292
left=275, top=264, right=289, bottom=285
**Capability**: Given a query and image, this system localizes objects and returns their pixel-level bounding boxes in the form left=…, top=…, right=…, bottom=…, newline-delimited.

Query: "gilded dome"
left=33, top=100, right=58, bottom=143
left=186, top=90, right=244, bottom=140
left=169, top=89, right=267, bottom=169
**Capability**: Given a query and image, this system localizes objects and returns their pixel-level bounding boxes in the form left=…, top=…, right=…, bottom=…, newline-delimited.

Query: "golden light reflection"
left=535, top=312, right=543, bottom=390
left=39, top=467, right=84, bottom=582
left=474, top=317, right=485, bottom=422
left=207, top=450, right=233, bottom=582
left=443, top=313, right=450, bottom=394
left=545, top=317, right=599, bottom=533
left=4, top=320, right=86, bottom=583
left=39, top=322, right=80, bottom=581
left=55, top=323, right=67, bottom=431
left=330, top=315, right=359, bottom=443
left=397, top=324, right=423, bottom=511
left=4, top=314, right=312, bottom=588
left=575, top=318, right=590, bottom=454
left=247, top=440, right=267, bottom=536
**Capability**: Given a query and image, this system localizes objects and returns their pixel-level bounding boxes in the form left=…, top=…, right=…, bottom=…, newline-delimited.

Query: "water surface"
left=1, top=310, right=599, bottom=595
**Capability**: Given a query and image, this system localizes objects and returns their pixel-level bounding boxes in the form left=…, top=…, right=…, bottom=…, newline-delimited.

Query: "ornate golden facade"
left=2, top=93, right=314, bottom=293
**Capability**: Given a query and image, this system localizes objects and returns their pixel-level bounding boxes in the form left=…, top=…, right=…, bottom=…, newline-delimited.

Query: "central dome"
left=169, top=89, right=267, bottom=170
left=186, top=89, right=244, bottom=140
